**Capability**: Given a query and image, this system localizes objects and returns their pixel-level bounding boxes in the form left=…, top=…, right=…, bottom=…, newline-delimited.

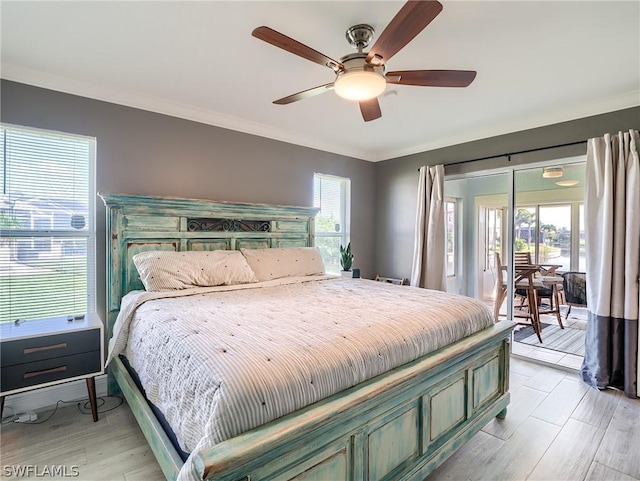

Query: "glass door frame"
left=445, top=155, right=585, bottom=321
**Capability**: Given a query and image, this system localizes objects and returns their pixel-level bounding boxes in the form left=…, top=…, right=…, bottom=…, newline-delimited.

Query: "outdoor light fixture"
left=542, top=167, right=564, bottom=179
left=555, top=180, right=579, bottom=187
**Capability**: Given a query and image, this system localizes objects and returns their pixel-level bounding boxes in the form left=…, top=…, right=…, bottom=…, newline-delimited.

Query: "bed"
left=100, top=193, right=513, bottom=481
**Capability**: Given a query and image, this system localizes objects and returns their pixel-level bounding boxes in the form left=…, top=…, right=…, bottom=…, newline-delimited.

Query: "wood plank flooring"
left=1, top=358, right=638, bottom=481
left=429, top=358, right=640, bottom=481
left=1, top=398, right=164, bottom=480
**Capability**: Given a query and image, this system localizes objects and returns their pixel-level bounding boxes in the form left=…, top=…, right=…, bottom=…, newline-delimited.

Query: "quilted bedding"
left=107, top=275, right=493, bottom=477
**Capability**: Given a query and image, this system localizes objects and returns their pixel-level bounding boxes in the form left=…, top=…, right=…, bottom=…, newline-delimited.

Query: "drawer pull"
left=23, top=343, right=67, bottom=355
left=24, top=365, right=67, bottom=379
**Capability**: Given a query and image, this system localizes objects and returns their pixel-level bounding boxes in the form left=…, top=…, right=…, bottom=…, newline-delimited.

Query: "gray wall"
left=1, top=80, right=376, bottom=321
left=374, top=107, right=640, bottom=281
left=3, top=77, right=637, bottom=319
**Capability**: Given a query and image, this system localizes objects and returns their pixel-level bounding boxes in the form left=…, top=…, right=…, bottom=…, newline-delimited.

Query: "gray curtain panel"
left=582, top=129, right=639, bottom=398
left=410, top=165, right=446, bottom=290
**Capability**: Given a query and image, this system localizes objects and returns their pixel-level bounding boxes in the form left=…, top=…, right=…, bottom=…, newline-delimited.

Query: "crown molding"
left=3, top=64, right=638, bottom=164
left=370, top=90, right=640, bottom=162
left=1, top=64, right=370, bottom=161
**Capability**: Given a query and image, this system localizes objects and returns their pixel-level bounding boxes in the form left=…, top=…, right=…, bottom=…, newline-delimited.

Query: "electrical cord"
left=1, top=395, right=123, bottom=425
left=75, top=395, right=124, bottom=416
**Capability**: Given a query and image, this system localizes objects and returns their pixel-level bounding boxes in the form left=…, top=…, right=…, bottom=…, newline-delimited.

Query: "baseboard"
left=3, top=375, right=108, bottom=415
left=510, top=352, right=578, bottom=374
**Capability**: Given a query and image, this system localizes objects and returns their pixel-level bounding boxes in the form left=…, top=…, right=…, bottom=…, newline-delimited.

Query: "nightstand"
left=0, top=313, right=104, bottom=422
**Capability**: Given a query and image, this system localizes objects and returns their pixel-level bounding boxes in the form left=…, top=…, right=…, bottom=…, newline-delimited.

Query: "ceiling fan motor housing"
left=338, top=53, right=386, bottom=76
left=345, top=24, right=375, bottom=49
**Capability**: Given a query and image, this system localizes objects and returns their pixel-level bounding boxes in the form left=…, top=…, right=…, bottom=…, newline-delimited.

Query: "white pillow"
left=240, top=247, right=325, bottom=281
left=133, top=250, right=258, bottom=291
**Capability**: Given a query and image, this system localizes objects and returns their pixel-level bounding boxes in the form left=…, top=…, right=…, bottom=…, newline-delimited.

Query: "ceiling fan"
left=252, top=0, right=476, bottom=122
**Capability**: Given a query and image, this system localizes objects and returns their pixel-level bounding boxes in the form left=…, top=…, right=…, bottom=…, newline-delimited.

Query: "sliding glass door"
left=514, top=163, right=585, bottom=273
left=444, top=160, right=585, bottom=326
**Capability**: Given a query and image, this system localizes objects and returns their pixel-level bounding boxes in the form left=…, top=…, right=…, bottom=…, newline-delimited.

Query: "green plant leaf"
left=339, top=242, right=353, bottom=271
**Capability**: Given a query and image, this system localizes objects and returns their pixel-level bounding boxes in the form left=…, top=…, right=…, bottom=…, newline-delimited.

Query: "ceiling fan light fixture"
left=334, top=69, right=386, bottom=101
left=542, top=167, right=564, bottom=179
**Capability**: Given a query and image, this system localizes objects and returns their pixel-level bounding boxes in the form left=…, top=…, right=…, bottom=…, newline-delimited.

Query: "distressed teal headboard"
left=99, top=193, right=318, bottom=336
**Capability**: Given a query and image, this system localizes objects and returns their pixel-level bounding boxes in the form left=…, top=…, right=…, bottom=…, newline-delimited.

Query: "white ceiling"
left=2, top=1, right=639, bottom=162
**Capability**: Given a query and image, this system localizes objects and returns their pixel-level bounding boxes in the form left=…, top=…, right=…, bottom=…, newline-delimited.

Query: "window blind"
left=313, top=173, right=350, bottom=274
left=0, top=125, right=96, bottom=323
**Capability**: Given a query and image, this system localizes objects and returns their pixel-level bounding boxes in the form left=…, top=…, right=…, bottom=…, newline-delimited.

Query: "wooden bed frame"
left=100, top=193, right=513, bottom=481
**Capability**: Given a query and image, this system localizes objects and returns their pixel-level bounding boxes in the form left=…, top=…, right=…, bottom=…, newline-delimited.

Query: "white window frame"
left=515, top=202, right=582, bottom=272
left=445, top=198, right=458, bottom=278
left=0, top=124, right=96, bottom=322
left=313, top=173, right=351, bottom=274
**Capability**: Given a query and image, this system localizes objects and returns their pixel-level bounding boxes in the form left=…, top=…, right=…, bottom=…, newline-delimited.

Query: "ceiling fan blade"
left=366, top=1, right=443, bottom=65
left=273, top=83, right=335, bottom=105
left=252, top=26, right=343, bottom=71
left=359, top=98, right=382, bottom=122
left=386, top=70, right=477, bottom=87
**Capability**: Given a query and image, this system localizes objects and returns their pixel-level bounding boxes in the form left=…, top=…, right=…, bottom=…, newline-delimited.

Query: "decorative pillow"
left=132, top=250, right=258, bottom=291
left=240, top=247, right=325, bottom=281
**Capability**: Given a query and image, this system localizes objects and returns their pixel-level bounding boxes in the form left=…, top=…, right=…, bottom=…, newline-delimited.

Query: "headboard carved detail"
left=187, top=218, right=271, bottom=233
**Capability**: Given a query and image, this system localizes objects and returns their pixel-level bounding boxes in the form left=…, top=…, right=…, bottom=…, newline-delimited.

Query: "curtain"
left=410, top=165, right=446, bottom=290
left=582, top=129, right=639, bottom=398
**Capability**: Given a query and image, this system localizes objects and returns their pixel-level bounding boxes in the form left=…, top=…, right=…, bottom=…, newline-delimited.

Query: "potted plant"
left=340, top=242, right=354, bottom=277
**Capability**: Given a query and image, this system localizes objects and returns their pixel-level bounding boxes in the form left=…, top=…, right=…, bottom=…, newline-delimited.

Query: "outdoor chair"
left=514, top=251, right=564, bottom=327
left=494, top=253, right=545, bottom=342
left=562, top=271, right=587, bottom=319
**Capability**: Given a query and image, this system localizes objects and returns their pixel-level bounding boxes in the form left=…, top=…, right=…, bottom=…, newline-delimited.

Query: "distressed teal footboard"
left=115, top=320, right=512, bottom=481
left=193, top=320, right=512, bottom=481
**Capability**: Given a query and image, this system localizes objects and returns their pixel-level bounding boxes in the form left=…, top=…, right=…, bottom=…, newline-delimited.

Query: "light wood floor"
left=1, top=358, right=639, bottom=481
left=428, top=358, right=640, bottom=481
left=1, top=398, right=165, bottom=480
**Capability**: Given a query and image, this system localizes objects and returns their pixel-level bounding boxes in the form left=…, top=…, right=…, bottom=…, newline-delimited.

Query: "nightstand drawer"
left=1, top=329, right=101, bottom=367
left=1, top=350, right=101, bottom=392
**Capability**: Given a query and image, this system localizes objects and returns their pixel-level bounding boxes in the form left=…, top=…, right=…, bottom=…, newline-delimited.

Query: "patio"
left=492, top=297, right=587, bottom=370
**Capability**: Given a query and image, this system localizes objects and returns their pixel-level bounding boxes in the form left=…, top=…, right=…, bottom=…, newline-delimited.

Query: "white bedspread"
left=108, top=276, right=493, bottom=478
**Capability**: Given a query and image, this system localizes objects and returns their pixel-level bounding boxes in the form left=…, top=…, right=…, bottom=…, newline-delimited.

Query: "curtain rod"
left=417, top=139, right=588, bottom=171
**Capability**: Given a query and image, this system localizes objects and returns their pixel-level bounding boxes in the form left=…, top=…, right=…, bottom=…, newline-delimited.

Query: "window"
left=514, top=203, right=580, bottom=272
left=445, top=200, right=457, bottom=277
left=514, top=206, right=536, bottom=256
left=0, top=125, right=96, bottom=323
left=539, top=204, right=571, bottom=271
left=578, top=203, right=586, bottom=272
left=313, top=173, right=350, bottom=274
left=484, top=207, right=503, bottom=271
